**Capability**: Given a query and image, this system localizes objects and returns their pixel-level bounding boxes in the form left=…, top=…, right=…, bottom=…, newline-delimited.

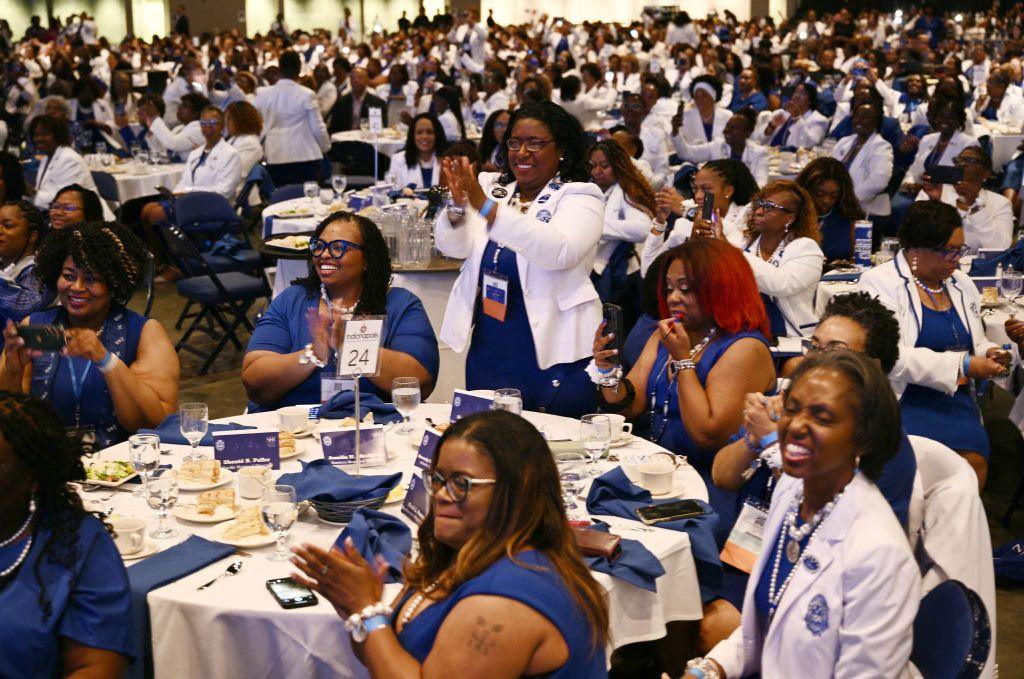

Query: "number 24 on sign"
left=337, top=317, right=385, bottom=377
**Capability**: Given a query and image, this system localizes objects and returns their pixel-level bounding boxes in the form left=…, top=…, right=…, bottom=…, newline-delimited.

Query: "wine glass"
left=391, top=377, right=421, bottom=435
left=146, top=469, right=179, bottom=539
left=554, top=451, right=587, bottom=518
left=303, top=181, right=319, bottom=206
left=580, top=414, right=612, bottom=477
left=1003, top=270, right=1023, bottom=317
left=130, top=144, right=144, bottom=164
left=179, top=402, right=209, bottom=461
left=128, top=433, right=161, bottom=497
left=262, top=484, right=298, bottom=561
left=332, top=174, right=347, bottom=198
left=491, top=388, right=523, bottom=415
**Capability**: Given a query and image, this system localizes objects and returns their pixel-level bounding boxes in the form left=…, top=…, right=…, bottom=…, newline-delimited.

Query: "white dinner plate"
left=279, top=438, right=308, bottom=460
left=82, top=461, right=138, bottom=487
left=121, top=541, right=161, bottom=560
left=214, top=519, right=277, bottom=547
left=179, top=468, right=234, bottom=492
left=173, top=502, right=238, bottom=523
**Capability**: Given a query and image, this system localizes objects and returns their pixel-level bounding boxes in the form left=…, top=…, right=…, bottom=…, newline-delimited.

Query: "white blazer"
left=640, top=202, right=751, bottom=276
left=671, top=138, right=769, bottom=187
left=68, top=99, right=122, bottom=150
left=228, top=134, right=263, bottom=179
left=831, top=132, right=893, bottom=216
left=594, top=184, right=652, bottom=275
left=858, top=251, right=996, bottom=398
left=972, top=93, right=1024, bottom=129
left=173, top=139, right=242, bottom=199
left=254, top=78, right=330, bottom=164
left=708, top=472, right=920, bottom=679
left=435, top=173, right=604, bottom=369
left=913, top=184, right=1014, bottom=252
left=388, top=152, right=439, bottom=189
left=754, top=109, right=829, bottom=149
left=908, top=130, right=980, bottom=183
left=33, top=145, right=104, bottom=212
left=674, top=106, right=732, bottom=147
left=147, top=117, right=204, bottom=155
left=741, top=234, right=824, bottom=337
left=639, top=117, right=671, bottom=184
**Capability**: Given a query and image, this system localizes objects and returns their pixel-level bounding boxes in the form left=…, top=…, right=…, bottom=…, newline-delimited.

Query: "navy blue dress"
left=818, top=211, right=854, bottom=262
left=900, top=306, right=990, bottom=459
left=466, top=240, right=596, bottom=418
left=394, top=551, right=607, bottom=677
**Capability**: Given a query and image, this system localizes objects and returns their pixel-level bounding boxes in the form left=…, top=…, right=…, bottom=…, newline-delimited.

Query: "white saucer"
left=121, top=541, right=160, bottom=560
left=173, top=503, right=238, bottom=523
left=179, top=468, right=235, bottom=492
left=279, top=438, right=308, bottom=460
left=648, top=477, right=688, bottom=499
left=609, top=434, right=639, bottom=448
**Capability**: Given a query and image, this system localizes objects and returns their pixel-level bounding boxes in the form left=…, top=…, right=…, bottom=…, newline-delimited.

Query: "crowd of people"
left=0, top=3, right=1018, bottom=676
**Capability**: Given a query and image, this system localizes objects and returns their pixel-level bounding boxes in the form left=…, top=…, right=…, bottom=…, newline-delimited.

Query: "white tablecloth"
left=330, top=130, right=406, bottom=156
left=105, top=163, right=186, bottom=201
left=262, top=198, right=323, bottom=298
left=92, top=404, right=707, bottom=678
left=987, top=132, right=1023, bottom=173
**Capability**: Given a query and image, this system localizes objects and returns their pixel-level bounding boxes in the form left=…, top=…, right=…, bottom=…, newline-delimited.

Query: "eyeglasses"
left=801, top=338, right=851, bottom=355
left=952, top=156, right=981, bottom=167
left=931, top=244, right=971, bottom=261
left=49, top=203, right=80, bottom=213
left=506, top=137, right=555, bottom=152
left=424, top=469, right=496, bottom=503
left=754, top=198, right=796, bottom=214
left=309, top=237, right=363, bottom=258
left=199, top=120, right=221, bottom=128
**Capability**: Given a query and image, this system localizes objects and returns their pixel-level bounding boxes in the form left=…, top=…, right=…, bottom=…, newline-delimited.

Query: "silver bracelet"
left=298, top=343, right=327, bottom=369
left=670, top=358, right=696, bottom=372
left=652, top=219, right=667, bottom=234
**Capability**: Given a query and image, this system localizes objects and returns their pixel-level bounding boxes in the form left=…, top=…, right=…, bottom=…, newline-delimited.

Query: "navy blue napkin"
left=586, top=467, right=722, bottom=603
left=581, top=522, right=665, bottom=592
left=334, top=508, right=412, bottom=583
left=821, top=270, right=861, bottom=282
left=320, top=390, right=404, bottom=425
left=127, top=536, right=235, bottom=679
left=277, top=459, right=402, bottom=502
left=137, top=413, right=256, bottom=446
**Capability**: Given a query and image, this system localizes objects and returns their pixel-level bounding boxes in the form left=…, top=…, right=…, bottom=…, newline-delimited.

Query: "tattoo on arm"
left=467, top=616, right=503, bottom=655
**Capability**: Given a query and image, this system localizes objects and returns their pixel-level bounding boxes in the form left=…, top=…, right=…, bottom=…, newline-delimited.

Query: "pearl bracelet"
left=298, top=343, right=327, bottom=369
left=344, top=602, right=394, bottom=642
left=670, top=358, right=696, bottom=372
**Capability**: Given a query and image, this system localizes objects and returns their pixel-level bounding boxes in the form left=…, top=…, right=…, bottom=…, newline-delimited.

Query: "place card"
left=449, top=389, right=494, bottom=423
left=213, top=429, right=281, bottom=471
left=401, top=473, right=430, bottom=525
left=414, top=428, right=442, bottom=470
left=319, top=425, right=386, bottom=467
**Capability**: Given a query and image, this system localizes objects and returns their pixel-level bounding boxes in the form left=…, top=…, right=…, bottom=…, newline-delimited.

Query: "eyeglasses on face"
left=506, top=137, right=555, bottom=153
left=424, top=469, right=496, bottom=503
left=49, top=203, right=80, bottom=213
left=931, top=244, right=970, bottom=261
left=952, top=156, right=981, bottom=167
left=754, top=198, right=796, bottom=214
left=309, top=237, right=363, bottom=258
left=801, top=338, right=851, bottom=355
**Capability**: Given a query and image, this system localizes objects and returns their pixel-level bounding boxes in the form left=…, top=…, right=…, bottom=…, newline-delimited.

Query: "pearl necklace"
left=0, top=495, right=35, bottom=548
left=756, top=235, right=787, bottom=265
left=0, top=532, right=33, bottom=578
left=399, top=581, right=439, bottom=628
left=911, top=275, right=946, bottom=296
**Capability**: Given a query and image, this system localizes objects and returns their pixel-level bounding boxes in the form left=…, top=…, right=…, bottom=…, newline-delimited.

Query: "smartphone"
left=266, top=578, right=318, bottom=609
left=701, top=191, right=715, bottom=222
left=601, top=303, right=625, bottom=366
left=636, top=499, right=707, bottom=525
left=924, top=163, right=964, bottom=185
left=18, top=324, right=67, bottom=351
left=604, top=71, right=615, bottom=83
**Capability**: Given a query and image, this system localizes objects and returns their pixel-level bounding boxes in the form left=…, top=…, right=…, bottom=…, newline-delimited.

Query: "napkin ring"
left=345, top=602, right=394, bottom=642
left=298, top=343, right=327, bottom=369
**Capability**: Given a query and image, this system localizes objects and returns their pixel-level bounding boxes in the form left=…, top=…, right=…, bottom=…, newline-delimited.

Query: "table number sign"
left=335, top=317, right=385, bottom=378
left=319, top=425, right=386, bottom=466
left=402, top=427, right=442, bottom=524
left=213, top=429, right=281, bottom=471
left=369, top=107, right=383, bottom=135
left=449, top=389, right=494, bottom=422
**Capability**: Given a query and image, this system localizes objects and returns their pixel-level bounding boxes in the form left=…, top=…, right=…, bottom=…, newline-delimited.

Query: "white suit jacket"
left=831, top=132, right=893, bottom=216
left=639, top=117, right=671, bottom=185
left=858, top=251, right=996, bottom=398
left=148, top=117, right=203, bottom=155
left=913, top=184, right=1013, bottom=252
left=69, top=99, right=122, bottom=150
left=388, top=152, right=439, bottom=189
left=674, top=106, right=732, bottom=148
left=254, top=79, right=330, bottom=164
left=174, top=139, right=242, bottom=199
left=908, top=131, right=980, bottom=183
left=972, top=93, right=1024, bottom=129
left=707, top=472, right=920, bottom=679
left=640, top=202, right=751, bottom=276
left=594, top=184, right=652, bottom=275
left=228, top=134, right=264, bottom=179
left=33, top=145, right=103, bottom=212
left=435, top=173, right=604, bottom=369
left=741, top=234, right=824, bottom=337
left=754, top=109, right=829, bottom=149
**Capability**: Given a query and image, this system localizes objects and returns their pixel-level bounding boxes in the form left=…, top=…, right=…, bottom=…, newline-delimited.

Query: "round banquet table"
left=330, top=129, right=407, bottom=156
left=90, top=404, right=708, bottom=679
left=96, top=161, right=186, bottom=201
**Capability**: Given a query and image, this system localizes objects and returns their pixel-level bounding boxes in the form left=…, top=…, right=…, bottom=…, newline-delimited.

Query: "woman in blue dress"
left=0, top=222, right=179, bottom=451
left=796, top=157, right=865, bottom=263
left=290, top=410, right=609, bottom=677
left=0, top=391, right=135, bottom=677
left=243, top=211, right=439, bottom=410
left=436, top=101, right=606, bottom=417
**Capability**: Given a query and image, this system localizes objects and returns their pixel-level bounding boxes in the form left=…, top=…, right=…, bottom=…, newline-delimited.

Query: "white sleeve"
left=602, top=200, right=653, bottom=243
left=148, top=117, right=201, bottom=153
left=434, top=207, right=479, bottom=260
left=306, top=92, right=330, bottom=152
left=743, top=239, right=824, bottom=298
left=854, top=142, right=893, bottom=206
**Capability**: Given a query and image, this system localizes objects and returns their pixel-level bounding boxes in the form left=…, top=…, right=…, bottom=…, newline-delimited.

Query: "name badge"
left=720, top=498, right=770, bottom=574
left=321, top=376, right=356, bottom=403
left=482, top=271, right=509, bottom=322
left=213, top=429, right=281, bottom=471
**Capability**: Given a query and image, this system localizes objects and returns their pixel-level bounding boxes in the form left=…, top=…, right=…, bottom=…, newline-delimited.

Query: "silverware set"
left=196, top=559, right=244, bottom=590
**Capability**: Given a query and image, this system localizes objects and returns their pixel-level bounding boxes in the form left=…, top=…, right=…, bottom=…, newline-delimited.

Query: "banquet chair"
left=906, top=435, right=997, bottom=678
left=235, top=163, right=273, bottom=224
left=270, top=184, right=306, bottom=204
left=91, top=170, right=121, bottom=210
left=327, top=141, right=391, bottom=190
left=157, top=223, right=270, bottom=374
left=910, top=580, right=990, bottom=679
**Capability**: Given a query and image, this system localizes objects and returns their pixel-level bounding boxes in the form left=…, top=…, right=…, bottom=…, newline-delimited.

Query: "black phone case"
left=925, top=164, right=964, bottom=185
left=602, top=303, right=625, bottom=365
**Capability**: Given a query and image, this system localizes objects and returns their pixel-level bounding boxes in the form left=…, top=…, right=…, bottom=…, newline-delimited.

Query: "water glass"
left=580, top=414, right=612, bottom=477
left=392, top=377, right=421, bottom=435
left=128, top=433, right=161, bottom=497
left=1003, top=270, right=1023, bottom=316
left=262, top=485, right=298, bottom=561
left=303, top=181, right=319, bottom=204
left=319, top=187, right=334, bottom=209
left=179, top=402, right=209, bottom=461
left=491, top=388, right=523, bottom=415
left=554, top=451, right=587, bottom=517
left=146, top=469, right=179, bottom=539
left=130, top=145, right=144, bottom=163
left=332, top=174, right=347, bottom=198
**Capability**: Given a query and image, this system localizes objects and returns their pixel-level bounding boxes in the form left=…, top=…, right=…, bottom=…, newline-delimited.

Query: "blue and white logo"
left=536, top=209, right=552, bottom=223
left=214, top=440, right=225, bottom=452
left=537, top=194, right=550, bottom=204
left=805, top=594, right=829, bottom=636
left=491, top=187, right=508, bottom=198
left=322, top=435, right=333, bottom=447
left=548, top=181, right=562, bottom=190
left=803, top=555, right=820, bottom=572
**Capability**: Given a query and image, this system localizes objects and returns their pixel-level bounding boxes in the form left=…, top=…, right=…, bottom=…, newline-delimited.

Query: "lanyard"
left=191, top=149, right=210, bottom=182
left=66, top=357, right=92, bottom=428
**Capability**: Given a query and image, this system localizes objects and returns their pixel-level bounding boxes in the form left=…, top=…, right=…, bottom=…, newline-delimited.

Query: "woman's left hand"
left=291, top=539, right=389, bottom=619
left=657, top=317, right=691, bottom=360
left=986, top=345, right=1013, bottom=370
left=1006, top=317, right=1024, bottom=345
left=64, top=328, right=107, bottom=363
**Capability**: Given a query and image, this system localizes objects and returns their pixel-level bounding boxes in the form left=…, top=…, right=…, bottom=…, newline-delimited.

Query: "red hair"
left=657, top=239, right=772, bottom=340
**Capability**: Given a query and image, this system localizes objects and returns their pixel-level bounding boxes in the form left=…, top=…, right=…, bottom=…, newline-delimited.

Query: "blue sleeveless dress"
left=394, top=551, right=607, bottom=677
left=466, top=240, right=596, bottom=418
left=900, top=305, right=990, bottom=459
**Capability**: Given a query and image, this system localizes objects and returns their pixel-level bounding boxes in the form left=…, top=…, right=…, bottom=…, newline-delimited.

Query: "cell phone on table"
left=18, top=324, right=67, bottom=351
left=636, top=499, right=707, bottom=525
left=924, top=163, right=964, bottom=185
left=266, top=577, right=318, bottom=609
left=701, top=191, right=715, bottom=222
left=601, top=303, right=625, bottom=366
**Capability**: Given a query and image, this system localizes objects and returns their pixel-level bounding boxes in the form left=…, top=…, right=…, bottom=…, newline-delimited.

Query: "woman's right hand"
left=305, top=306, right=334, bottom=366
left=743, top=392, right=782, bottom=440
left=968, top=355, right=1008, bottom=380
left=2, top=321, right=36, bottom=376
left=655, top=186, right=684, bottom=217
left=441, top=158, right=469, bottom=208
left=593, top=321, right=618, bottom=370
left=920, top=175, right=943, bottom=202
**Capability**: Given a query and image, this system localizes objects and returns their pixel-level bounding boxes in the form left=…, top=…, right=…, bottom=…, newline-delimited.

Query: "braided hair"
left=33, top=222, right=149, bottom=305
left=0, top=391, right=110, bottom=621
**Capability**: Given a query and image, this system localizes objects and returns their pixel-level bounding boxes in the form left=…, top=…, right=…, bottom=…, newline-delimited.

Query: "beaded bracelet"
left=344, top=602, right=394, bottom=642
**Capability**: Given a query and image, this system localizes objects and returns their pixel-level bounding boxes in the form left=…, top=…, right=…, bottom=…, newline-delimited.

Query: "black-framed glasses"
left=801, top=338, right=851, bottom=355
left=754, top=198, right=796, bottom=214
left=309, top=237, right=363, bottom=258
left=931, top=244, right=971, bottom=261
left=48, top=203, right=80, bottom=213
left=952, top=156, right=981, bottom=167
left=506, top=137, right=555, bottom=152
left=424, top=469, right=496, bottom=503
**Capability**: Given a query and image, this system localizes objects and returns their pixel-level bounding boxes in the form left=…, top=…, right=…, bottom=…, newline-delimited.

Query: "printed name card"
left=449, top=389, right=494, bottom=423
left=213, top=429, right=281, bottom=471
left=319, top=425, right=386, bottom=467
left=402, top=428, right=442, bottom=524
left=414, top=428, right=442, bottom=470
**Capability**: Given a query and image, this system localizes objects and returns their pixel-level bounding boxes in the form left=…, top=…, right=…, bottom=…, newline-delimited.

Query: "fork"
left=196, top=559, right=244, bottom=590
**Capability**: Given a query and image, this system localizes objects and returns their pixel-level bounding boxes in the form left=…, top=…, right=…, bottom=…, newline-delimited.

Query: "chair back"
left=174, top=191, right=242, bottom=237
left=157, top=223, right=216, bottom=280
left=146, top=70, right=169, bottom=95
left=91, top=170, right=120, bottom=204
left=236, top=163, right=273, bottom=218
left=327, top=141, right=391, bottom=189
left=910, top=580, right=990, bottom=679
left=270, top=184, right=307, bottom=204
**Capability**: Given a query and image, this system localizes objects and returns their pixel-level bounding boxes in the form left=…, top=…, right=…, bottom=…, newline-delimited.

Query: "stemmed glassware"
left=261, top=485, right=298, bottom=561
left=1002, top=269, right=1023, bottom=318
left=303, top=181, right=319, bottom=206
left=392, top=377, right=421, bottom=435
left=332, top=174, right=347, bottom=199
left=179, top=402, right=209, bottom=461
left=580, top=414, right=612, bottom=477
left=146, top=469, right=179, bottom=539
left=128, top=433, right=161, bottom=497
left=554, top=451, right=588, bottom=519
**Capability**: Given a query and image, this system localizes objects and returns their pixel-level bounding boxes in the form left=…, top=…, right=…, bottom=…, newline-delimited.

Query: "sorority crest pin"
left=548, top=181, right=562, bottom=190
left=491, top=187, right=508, bottom=198
left=536, top=209, right=552, bottom=223
left=537, top=194, right=550, bottom=203
left=970, top=302, right=978, bottom=315
left=803, top=555, right=819, bottom=572
left=804, top=594, right=829, bottom=636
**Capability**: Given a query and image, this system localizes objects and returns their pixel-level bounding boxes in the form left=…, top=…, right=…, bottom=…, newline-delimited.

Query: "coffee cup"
left=238, top=465, right=273, bottom=499
left=277, top=406, right=309, bottom=435
left=112, top=517, right=146, bottom=555
left=639, top=452, right=681, bottom=496
left=603, top=414, right=633, bottom=442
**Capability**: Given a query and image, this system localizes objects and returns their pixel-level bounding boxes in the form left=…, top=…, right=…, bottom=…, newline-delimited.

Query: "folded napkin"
left=821, top=270, right=861, bottom=282
left=127, top=536, right=235, bottom=679
left=277, top=459, right=402, bottom=502
left=581, top=522, right=665, bottom=592
left=334, top=508, right=412, bottom=583
left=320, top=390, right=404, bottom=425
left=137, top=413, right=256, bottom=447
left=586, top=467, right=722, bottom=603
